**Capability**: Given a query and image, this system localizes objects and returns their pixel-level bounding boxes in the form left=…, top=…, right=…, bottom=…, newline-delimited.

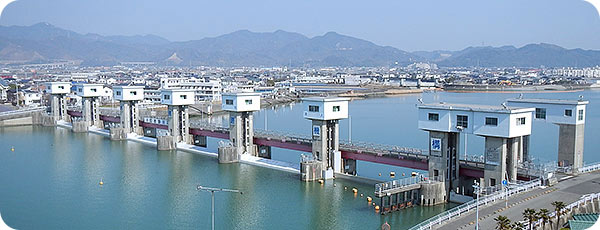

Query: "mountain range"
left=1, top=22, right=599, bottom=67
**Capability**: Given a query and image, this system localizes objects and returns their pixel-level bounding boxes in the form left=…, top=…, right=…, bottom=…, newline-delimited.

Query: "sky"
left=1, top=0, right=600, bottom=52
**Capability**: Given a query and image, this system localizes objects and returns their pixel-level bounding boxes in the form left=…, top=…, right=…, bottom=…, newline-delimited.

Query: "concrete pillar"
left=51, top=95, right=60, bottom=121
left=157, top=135, right=176, bottom=151
left=109, top=127, right=127, bottom=140
left=82, top=97, right=101, bottom=127
left=420, top=181, right=446, bottom=206
left=72, top=120, right=89, bottom=133
left=167, top=105, right=191, bottom=145
left=427, top=131, right=458, bottom=198
left=229, top=111, right=256, bottom=156
left=558, top=124, right=584, bottom=170
left=300, top=160, right=322, bottom=181
left=120, top=102, right=132, bottom=133
left=218, top=146, right=240, bottom=163
left=484, top=136, right=507, bottom=187
left=311, top=119, right=341, bottom=179
left=506, top=137, right=519, bottom=182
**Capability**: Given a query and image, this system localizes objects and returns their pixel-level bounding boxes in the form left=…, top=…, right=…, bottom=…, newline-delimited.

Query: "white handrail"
left=409, top=179, right=541, bottom=230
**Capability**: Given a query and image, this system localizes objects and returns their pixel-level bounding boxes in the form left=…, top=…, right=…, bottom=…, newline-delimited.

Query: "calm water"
left=1, top=90, right=599, bottom=229
left=0, top=126, right=449, bottom=230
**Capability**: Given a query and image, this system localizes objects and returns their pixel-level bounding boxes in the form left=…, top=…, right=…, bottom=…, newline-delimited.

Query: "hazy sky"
left=1, top=0, right=600, bottom=51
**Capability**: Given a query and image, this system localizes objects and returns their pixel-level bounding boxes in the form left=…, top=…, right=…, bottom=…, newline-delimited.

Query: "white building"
left=160, top=77, right=222, bottom=102
left=0, top=79, right=8, bottom=102
left=19, top=91, right=42, bottom=106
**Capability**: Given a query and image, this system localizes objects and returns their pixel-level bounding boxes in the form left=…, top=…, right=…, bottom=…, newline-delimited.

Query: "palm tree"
left=551, top=201, right=566, bottom=230
left=523, top=208, right=538, bottom=230
left=537, top=208, right=550, bottom=229
left=511, top=221, right=526, bottom=230
left=494, top=215, right=511, bottom=230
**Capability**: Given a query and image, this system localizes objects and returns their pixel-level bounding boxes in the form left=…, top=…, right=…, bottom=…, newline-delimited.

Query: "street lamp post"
left=197, top=185, right=242, bottom=230
left=472, top=180, right=480, bottom=230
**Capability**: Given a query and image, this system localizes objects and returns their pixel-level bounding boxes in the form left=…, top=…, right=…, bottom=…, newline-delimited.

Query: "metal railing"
left=531, top=192, right=600, bottom=228
left=578, top=162, right=600, bottom=174
left=0, top=106, right=46, bottom=118
left=375, top=175, right=443, bottom=197
left=409, top=179, right=541, bottom=230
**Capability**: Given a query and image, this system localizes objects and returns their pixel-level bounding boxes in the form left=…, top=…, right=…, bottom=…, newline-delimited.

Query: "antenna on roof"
left=579, top=95, right=584, bottom=101
left=518, top=93, right=523, bottom=99
left=417, top=98, right=423, bottom=104
left=501, top=102, right=508, bottom=110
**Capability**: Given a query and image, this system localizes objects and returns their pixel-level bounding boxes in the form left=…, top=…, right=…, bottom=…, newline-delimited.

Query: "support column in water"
left=219, top=92, right=261, bottom=162
left=302, top=97, right=349, bottom=180
left=159, top=89, right=195, bottom=150
left=75, top=83, right=104, bottom=129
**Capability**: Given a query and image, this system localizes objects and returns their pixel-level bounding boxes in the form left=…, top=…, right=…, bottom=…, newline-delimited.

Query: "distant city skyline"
left=1, top=0, right=600, bottom=52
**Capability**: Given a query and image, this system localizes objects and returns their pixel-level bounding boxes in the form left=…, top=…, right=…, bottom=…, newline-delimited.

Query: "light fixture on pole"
left=472, top=180, right=480, bottom=230
left=197, top=185, right=243, bottom=230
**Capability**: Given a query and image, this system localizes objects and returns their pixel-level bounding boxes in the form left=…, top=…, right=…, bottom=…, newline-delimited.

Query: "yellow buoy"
left=375, top=205, right=380, bottom=211
left=318, top=179, right=324, bottom=184
left=99, top=178, right=104, bottom=185
left=352, top=188, right=358, bottom=194
left=390, top=171, right=395, bottom=178
left=378, top=173, right=381, bottom=176
left=367, top=196, right=372, bottom=202
left=11, top=147, right=15, bottom=152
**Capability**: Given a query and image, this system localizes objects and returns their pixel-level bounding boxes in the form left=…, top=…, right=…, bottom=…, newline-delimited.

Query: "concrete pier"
left=157, top=135, right=176, bottom=150
left=218, top=146, right=239, bottom=163
left=159, top=89, right=195, bottom=150
left=300, top=160, right=323, bottom=181
left=558, top=123, right=585, bottom=170
left=221, top=92, right=261, bottom=158
left=72, top=120, right=89, bottom=133
left=110, top=127, right=127, bottom=140
left=303, top=97, right=349, bottom=180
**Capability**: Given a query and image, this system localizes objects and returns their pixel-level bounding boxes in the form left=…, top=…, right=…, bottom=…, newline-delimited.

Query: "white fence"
left=531, top=192, right=600, bottom=228
left=578, top=162, right=600, bottom=174
left=409, top=179, right=541, bottom=230
left=0, top=106, right=46, bottom=118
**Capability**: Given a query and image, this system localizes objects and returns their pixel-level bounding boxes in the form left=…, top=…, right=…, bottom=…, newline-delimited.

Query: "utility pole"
left=197, top=185, right=242, bottom=230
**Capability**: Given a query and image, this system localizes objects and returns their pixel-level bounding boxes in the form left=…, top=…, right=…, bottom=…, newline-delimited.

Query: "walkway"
left=437, top=172, right=600, bottom=229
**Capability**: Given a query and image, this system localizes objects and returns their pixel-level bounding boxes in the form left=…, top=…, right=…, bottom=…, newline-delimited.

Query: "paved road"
left=437, top=172, right=600, bottom=230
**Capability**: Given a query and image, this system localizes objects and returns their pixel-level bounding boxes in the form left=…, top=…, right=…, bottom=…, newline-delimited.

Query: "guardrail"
left=409, top=179, right=541, bottom=230
left=375, top=175, right=443, bottom=197
left=375, top=176, right=425, bottom=196
left=578, top=162, right=600, bottom=174
left=0, top=106, right=46, bottom=118
left=531, top=192, right=600, bottom=228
